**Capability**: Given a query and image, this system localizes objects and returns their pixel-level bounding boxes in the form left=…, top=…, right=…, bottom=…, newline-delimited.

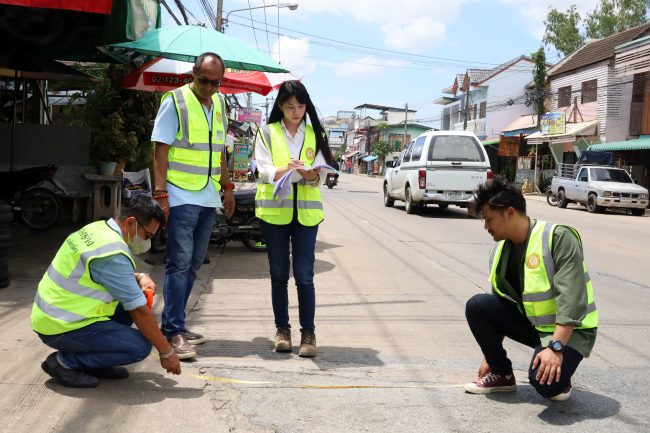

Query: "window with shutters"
left=581, top=80, right=597, bottom=104
left=479, top=101, right=486, bottom=119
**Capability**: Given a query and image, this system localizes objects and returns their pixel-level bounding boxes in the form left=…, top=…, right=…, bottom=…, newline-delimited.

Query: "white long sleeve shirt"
left=254, top=119, right=327, bottom=185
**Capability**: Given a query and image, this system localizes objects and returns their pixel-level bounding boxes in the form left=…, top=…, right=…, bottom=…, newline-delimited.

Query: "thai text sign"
left=238, top=108, right=262, bottom=124
left=541, top=112, right=566, bottom=135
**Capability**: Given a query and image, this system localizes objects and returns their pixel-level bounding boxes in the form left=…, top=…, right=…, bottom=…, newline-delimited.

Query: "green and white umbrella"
left=108, top=25, right=288, bottom=73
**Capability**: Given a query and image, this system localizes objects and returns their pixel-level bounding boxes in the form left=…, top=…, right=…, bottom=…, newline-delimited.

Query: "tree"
left=543, top=5, right=584, bottom=57
left=72, top=64, right=158, bottom=172
left=585, top=0, right=649, bottom=39
left=531, top=47, right=548, bottom=126
left=543, top=1, right=649, bottom=57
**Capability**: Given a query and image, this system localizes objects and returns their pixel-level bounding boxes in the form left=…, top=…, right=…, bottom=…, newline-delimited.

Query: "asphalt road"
left=1, top=174, right=649, bottom=433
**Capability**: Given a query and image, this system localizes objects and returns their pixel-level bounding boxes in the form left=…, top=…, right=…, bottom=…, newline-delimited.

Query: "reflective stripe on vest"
left=489, top=221, right=598, bottom=332
left=255, top=122, right=324, bottom=226
left=31, top=221, right=136, bottom=335
left=163, top=84, right=226, bottom=191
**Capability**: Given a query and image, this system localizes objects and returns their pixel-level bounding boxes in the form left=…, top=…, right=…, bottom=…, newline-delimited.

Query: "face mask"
left=127, top=221, right=151, bottom=255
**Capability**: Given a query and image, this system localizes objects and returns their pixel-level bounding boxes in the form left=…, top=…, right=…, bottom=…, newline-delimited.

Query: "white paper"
left=272, top=163, right=340, bottom=199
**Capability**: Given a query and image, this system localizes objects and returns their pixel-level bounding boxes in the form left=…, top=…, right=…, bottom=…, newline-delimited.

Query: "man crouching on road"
left=464, top=177, right=598, bottom=401
left=31, top=195, right=181, bottom=388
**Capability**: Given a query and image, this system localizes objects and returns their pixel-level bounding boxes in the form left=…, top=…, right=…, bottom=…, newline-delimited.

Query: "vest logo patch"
left=216, top=113, right=223, bottom=124
left=526, top=253, right=541, bottom=269
left=306, top=148, right=315, bottom=160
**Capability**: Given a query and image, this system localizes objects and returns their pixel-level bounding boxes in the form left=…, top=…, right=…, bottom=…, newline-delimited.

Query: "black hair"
left=194, top=52, right=225, bottom=72
left=268, top=80, right=334, bottom=164
left=473, top=176, right=526, bottom=217
left=119, top=194, right=165, bottom=226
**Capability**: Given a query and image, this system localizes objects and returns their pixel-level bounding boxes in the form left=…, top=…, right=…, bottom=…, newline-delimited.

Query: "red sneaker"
left=464, top=372, right=516, bottom=394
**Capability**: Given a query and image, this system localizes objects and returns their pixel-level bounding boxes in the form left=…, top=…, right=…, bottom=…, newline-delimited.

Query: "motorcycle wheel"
left=546, top=191, right=559, bottom=206
left=19, top=188, right=60, bottom=231
left=241, top=217, right=267, bottom=252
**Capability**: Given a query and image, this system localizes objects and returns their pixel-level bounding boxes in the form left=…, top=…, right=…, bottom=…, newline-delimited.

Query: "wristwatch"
left=548, top=340, right=565, bottom=353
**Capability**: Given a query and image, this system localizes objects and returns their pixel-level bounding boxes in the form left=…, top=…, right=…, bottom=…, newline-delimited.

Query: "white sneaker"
left=549, top=385, right=572, bottom=401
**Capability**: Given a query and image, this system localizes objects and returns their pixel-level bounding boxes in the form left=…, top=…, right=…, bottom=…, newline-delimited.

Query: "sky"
left=163, top=0, right=603, bottom=128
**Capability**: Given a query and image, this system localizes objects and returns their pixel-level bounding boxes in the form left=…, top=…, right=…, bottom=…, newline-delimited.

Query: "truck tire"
left=404, top=186, right=418, bottom=214
left=586, top=193, right=603, bottom=213
left=383, top=182, right=394, bottom=207
left=631, top=208, right=645, bottom=216
left=557, top=190, right=568, bottom=208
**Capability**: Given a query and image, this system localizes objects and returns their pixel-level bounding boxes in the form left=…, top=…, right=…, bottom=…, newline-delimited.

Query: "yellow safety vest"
left=162, top=84, right=226, bottom=191
left=31, top=221, right=136, bottom=335
left=489, top=221, right=598, bottom=333
left=255, top=122, right=324, bottom=226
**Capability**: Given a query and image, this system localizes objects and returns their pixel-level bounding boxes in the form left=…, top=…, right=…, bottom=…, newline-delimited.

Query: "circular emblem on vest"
left=306, top=148, right=315, bottom=160
left=216, top=113, right=223, bottom=123
left=526, top=253, right=541, bottom=269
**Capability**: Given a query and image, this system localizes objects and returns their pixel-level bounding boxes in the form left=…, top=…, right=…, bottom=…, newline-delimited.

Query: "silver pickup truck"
left=551, top=164, right=648, bottom=216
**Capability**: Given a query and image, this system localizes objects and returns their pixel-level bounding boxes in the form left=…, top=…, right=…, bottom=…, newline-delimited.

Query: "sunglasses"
left=195, top=76, right=222, bottom=87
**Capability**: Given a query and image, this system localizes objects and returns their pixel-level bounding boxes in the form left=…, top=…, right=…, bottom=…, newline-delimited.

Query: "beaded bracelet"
left=159, top=347, right=175, bottom=359
left=153, top=194, right=169, bottom=200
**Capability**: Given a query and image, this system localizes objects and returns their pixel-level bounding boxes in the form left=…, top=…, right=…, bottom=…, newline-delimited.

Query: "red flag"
left=0, top=0, right=113, bottom=14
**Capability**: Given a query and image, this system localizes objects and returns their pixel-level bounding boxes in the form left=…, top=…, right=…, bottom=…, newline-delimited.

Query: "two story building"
left=435, top=56, right=537, bottom=142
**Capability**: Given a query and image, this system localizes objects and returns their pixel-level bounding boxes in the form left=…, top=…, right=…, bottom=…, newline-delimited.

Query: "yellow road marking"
left=193, top=374, right=465, bottom=389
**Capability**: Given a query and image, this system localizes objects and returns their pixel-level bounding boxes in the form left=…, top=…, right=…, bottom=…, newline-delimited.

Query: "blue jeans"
left=162, top=204, right=216, bottom=337
left=38, top=305, right=152, bottom=370
left=262, top=221, right=318, bottom=331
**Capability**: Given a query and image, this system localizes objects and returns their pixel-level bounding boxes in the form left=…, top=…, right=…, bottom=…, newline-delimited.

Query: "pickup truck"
left=551, top=164, right=648, bottom=216
left=383, top=130, right=492, bottom=214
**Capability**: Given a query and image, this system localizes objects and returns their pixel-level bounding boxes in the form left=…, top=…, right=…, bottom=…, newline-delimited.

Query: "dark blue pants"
left=38, top=305, right=152, bottom=370
left=465, top=293, right=583, bottom=398
left=162, top=204, right=216, bottom=337
left=262, top=220, right=318, bottom=331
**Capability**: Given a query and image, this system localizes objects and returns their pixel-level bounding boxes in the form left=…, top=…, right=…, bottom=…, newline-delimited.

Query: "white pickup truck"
left=551, top=164, right=648, bottom=216
left=383, top=130, right=493, bottom=214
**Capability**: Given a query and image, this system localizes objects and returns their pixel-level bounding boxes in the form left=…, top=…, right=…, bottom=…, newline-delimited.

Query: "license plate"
left=447, top=191, right=463, bottom=200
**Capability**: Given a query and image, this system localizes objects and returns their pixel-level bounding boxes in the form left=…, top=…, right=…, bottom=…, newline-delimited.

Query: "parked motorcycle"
left=325, top=173, right=338, bottom=189
left=150, top=187, right=266, bottom=253
left=0, top=165, right=66, bottom=231
left=545, top=186, right=559, bottom=206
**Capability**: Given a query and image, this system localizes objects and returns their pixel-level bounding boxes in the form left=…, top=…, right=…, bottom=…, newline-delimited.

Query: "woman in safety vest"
left=254, top=81, right=334, bottom=358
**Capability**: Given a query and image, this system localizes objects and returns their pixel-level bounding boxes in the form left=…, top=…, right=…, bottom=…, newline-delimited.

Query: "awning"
left=501, top=114, right=538, bottom=137
left=526, top=120, right=599, bottom=145
left=588, top=137, right=650, bottom=152
left=362, top=155, right=378, bottom=162
left=482, top=139, right=499, bottom=146
left=342, top=151, right=359, bottom=159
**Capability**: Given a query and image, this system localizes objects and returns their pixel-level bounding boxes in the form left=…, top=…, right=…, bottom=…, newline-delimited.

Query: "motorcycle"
left=545, top=186, right=559, bottom=206
left=325, top=173, right=338, bottom=189
left=0, top=164, right=66, bottom=231
left=150, top=187, right=266, bottom=254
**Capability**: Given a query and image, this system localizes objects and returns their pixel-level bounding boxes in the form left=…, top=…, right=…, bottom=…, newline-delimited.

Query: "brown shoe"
left=169, top=333, right=197, bottom=359
left=464, top=372, right=516, bottom=394
left=274, top=327, right=292, bottom=353
left=298, top=329, right=316, bottom=358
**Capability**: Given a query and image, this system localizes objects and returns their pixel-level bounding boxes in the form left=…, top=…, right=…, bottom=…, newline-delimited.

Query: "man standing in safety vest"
left=464, top=177, right=597, bottom=401
left=152, top=52, right=235, bottom=359
left=32, top=195, right=181, bottom=388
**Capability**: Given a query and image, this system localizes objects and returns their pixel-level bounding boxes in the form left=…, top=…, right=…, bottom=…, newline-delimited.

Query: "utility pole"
left=403, top=102, right=408, bottom=150
left=216, top=0, right=223, bottom=32
left=463, top=75, right=471, bottom=131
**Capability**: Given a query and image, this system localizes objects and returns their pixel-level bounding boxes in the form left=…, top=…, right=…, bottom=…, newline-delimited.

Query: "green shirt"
left=496, top=219, right=597, bottom=357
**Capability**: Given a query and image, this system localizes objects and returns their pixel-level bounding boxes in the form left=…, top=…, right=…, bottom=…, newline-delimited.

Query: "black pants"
left=465, top=293, right=583, bottom=398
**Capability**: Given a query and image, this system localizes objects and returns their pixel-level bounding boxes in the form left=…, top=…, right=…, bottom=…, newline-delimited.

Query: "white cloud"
left=271, top=36, right=317, bottom=76
left=382, top=17, right=447, bottom=53
left=333, top=55, right=384, bottom=78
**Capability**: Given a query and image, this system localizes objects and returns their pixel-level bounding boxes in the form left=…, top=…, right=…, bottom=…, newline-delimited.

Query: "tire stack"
left=0, top=203, right=11, bottom=288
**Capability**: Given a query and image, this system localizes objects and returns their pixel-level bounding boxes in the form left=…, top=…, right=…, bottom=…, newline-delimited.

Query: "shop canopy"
left=362, top=155, right=378, bottom=162
left=587, top=137, right=650, bottom=152
left=526, top=120, right=599, bottom=145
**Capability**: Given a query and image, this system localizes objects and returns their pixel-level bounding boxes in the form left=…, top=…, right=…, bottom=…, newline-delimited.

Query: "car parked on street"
left=383, top=130, right=493, bottom=214
left=551, top=164, right=648, bottom=216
